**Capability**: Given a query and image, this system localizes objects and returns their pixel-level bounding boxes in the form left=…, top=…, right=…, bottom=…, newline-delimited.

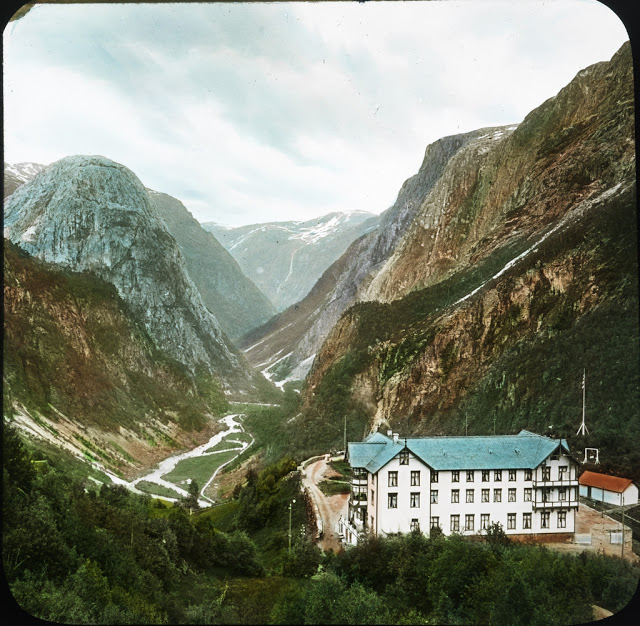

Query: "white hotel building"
left=341, top=430, right=579, bottom=545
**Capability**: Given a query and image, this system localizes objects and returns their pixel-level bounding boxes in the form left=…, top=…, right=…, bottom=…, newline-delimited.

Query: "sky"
left=3, top=1, right=630, bottom=227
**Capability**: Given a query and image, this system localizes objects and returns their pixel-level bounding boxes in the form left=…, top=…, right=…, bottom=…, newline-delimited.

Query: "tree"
left=182, top=479, right=200, bottom=512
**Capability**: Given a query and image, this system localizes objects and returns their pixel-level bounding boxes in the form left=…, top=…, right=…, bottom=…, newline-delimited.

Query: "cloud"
left=3, top=1, right=629, bottom=225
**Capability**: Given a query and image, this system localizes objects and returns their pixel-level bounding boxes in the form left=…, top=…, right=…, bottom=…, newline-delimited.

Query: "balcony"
left=532, top=478, right=578, bottom=487
left=532, top=498, right=578, bottom=510
left=350, top=492, right=367, bottom=504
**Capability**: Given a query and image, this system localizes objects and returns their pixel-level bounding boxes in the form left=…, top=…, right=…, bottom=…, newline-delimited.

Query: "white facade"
left=345, top=431, right=579, bottom=544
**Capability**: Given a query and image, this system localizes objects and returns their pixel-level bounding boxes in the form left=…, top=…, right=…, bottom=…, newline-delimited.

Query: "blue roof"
left=347, top=430, right=568, bottom=473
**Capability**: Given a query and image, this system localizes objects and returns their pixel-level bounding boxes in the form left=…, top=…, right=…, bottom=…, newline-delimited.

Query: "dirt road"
left=302, top=455, right=349, bottom=553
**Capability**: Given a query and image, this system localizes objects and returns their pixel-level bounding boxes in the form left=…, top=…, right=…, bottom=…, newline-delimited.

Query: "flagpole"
left=577, top=369, right=588, bottom=436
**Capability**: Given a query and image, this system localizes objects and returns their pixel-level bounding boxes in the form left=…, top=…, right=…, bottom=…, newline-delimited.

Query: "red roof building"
left=579, top=471, right=638, bottom=506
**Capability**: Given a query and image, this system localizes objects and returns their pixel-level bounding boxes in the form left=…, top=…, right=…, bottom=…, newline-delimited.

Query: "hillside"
left=297, top=42, right=637, bottom=474
left=204, top=211, right=378, bottom=312
left=3, top=240, right=230, bottom=477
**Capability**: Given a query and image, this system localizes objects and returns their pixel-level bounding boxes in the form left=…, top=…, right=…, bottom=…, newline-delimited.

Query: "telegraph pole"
left=344, top=415, right=347, bottom=456
left=288, top=499, right=296, bottom=553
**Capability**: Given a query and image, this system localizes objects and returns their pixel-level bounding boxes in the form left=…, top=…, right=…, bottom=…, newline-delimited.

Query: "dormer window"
left=399, top=450, right=409, bottom=465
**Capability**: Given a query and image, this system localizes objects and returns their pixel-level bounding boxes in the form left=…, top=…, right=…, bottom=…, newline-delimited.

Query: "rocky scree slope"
left=3, top=155, right=258, bottom=395
left=204, top=211, right=378, bottom=312
left=3, top=240, right=229, bottom=477
left=148, top=190, right=276, bottom=342
left=303, top=42, right=637, bottom=473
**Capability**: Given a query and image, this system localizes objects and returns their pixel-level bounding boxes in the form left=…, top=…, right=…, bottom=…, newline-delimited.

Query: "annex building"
left=341, top=430, right=579, bottom=545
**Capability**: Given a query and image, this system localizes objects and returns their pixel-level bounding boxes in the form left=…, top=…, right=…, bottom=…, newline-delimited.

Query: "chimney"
left=387, top=429, right=393, bottom=437
left=393, top=433, right=399, bottom=444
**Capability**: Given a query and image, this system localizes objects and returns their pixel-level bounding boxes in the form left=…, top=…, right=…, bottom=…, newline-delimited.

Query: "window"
left=481, top=488, right=490, bottom=503
left=542, top=488, right=551, bottom=502
left=482, top=470, right=490, bottom=482
left=507, top=513, right=516, bottom=530
left=466, top=470, right=474, bottom=482
left=494, top=488, right=502, bottom=503
left=559, top=487, right=567, bottom=501
left=541, top=511, right=550, bottom=529
left=523, top=513, right=532, bottom=529
left=411, top=471, right=421, bottom=486
left=429, top=491, right=437, bottom=504
left=494, top=470, right=502, bottom=482
left=524, top=488, right=532, bottom=502
left=481, top=513, right=490, bottom=530
left=509, top=469, right=517, bottom=481
left=558, top=466, right=568, bottom=481
left=450, top=514, right=460, bottom=532
left=388, top=471, right=398, bottom=487
left=452, top=470, right=460, bottom=483
left=465, top=514, right=475, bottom=532
left=542, top=466, right=551, bottom=481
left=557, top=511, right=566, bottom=529
left=525, top=469, right=532, bottom=481
left=371, top=490, right=375, bottom=506
left=399, top=450, right=409, bottom=465
left=371, top=515, right=374, bottom=528
left=451, top=489, right=460, bottom=503
left=410, top=519, right=420, bottom=532
left=431, top=471, right=439, bottom=483
left=466, top=489, right=475, bottom=503
left=388, top=493, right=397, bottom=508
left=508, top=488, right=516, bottom=502
left=411, top=493, right=421, bottom=508
left=430, top=516, right=440, bottom=529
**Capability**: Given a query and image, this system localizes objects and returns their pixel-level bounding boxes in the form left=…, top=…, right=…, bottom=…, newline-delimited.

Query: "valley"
left=3, top=35, right=639, bottom=625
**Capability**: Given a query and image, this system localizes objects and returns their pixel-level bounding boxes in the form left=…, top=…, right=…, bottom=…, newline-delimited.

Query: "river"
left=99, top=413, right=252, bottom=507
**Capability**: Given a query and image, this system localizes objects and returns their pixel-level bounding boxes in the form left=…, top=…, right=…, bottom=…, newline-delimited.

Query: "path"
left=302, top=455, right=349, bottom=552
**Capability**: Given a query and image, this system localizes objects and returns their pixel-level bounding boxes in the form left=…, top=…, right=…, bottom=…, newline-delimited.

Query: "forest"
left=4, top=422, right=639, bottom=625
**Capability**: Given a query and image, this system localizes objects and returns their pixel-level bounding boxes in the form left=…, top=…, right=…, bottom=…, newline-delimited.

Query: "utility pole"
left=621, top=494, right=625, bottom=559
left=288, top=499, right=296, bottom=553
left=344, top=415, right=347, bottom=456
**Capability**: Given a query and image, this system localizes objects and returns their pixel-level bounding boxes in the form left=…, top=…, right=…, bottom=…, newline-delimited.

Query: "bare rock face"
left=4, top=155, right=254, bottom=392
left=148, top=189, right=276, bottom=343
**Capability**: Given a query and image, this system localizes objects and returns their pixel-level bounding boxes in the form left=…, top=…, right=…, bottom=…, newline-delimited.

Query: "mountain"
left=3, top=155, right=260, bottom=395
left=3, top=161, right=46, bottom=198
left=147, top=190, right=276, bottom=342
left=240, top=127, right=498, bottom=383
left=203, top=211, right=379, bottom=312
left=3, top=239, right=230, bottom=476
left=3, top=161, right=275, bottom=344
left=250, top=42, right=638, bottom=472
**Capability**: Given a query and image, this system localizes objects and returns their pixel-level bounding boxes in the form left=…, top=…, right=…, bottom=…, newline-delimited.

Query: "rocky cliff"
left=300, top=42, right=637, bottom=472
left=3, top=155, right=258, bottom=394
left=148, top=190, right=276, bottom=342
